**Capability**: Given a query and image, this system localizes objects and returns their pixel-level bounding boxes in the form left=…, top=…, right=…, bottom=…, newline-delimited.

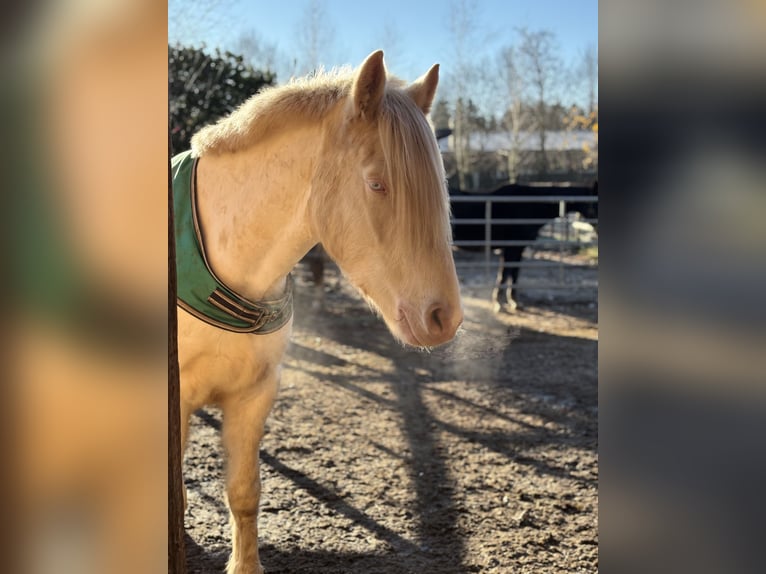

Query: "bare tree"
left=374, top=18, right=404, bottom=70
left=495, top=45, right=529, bottom=183
left=581, top=44, right=598, bottom=115
left=447, top=0, right=480, bottom=189
left=432, top=99, right=451, bottom=131
left=294, top=0, right=336, bottom=75
left=233, top=29, right=278, bottom=74
left=168, top=0, right=237, bottom=46
left=518, top=28, right=561, bottom=176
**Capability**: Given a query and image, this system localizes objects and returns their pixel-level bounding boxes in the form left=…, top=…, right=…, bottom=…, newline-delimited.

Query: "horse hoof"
left=494, top=301, right=518, bottom=314
left=227, top=562, right=263, bottom=574
left=493, top=302, right=513, bottom=315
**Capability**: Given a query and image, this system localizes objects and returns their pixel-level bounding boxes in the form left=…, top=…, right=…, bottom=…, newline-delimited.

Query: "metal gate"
left=450, top=195, right=599, bottom=293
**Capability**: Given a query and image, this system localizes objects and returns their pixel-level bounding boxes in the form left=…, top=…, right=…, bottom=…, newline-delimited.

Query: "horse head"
left=309, top=51, right=463, bottom=347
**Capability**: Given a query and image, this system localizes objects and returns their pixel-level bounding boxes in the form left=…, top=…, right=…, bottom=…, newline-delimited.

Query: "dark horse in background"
left=450, top=181, right=598, bottom=312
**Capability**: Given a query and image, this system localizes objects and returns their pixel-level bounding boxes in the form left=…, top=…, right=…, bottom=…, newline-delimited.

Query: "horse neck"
left=194, top=125, right=323, bottom=301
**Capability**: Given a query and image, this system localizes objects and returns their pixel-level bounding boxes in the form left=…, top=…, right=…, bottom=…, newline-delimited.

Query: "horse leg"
left=223, top=375, right=279, bottom=574
left=493, top=250, right=519, bottom=313
left=310, top=258, right=325, bottom=310
left=308, top=246, right=325, bottom=310
left=505, top=266, right=520, bottom=311
left=501, top=247, right=524, bottom=312
left=492, top=255, right=507, bottom=314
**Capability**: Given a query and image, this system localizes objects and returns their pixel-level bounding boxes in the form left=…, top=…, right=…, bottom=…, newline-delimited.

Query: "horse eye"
left=367, top=180, right=386, bottom=193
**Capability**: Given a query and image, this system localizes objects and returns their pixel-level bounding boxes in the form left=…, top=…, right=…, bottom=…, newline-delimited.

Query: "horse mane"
left=190, top=65, right=450, bottom=249
left=190, top=68, right=352, bottom=156
left=191, top=67, right=411, bottom=157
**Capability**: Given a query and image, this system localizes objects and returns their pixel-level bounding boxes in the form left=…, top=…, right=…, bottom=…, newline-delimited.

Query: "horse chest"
left=177, top=309, right=292, bottom=406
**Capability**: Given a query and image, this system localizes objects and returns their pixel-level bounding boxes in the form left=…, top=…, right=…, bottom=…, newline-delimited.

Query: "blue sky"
left=169, top=0, right=597, bottom=109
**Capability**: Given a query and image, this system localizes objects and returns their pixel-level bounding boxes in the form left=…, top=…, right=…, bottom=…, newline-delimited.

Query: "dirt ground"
left=183, top=251, right=598, bottom=573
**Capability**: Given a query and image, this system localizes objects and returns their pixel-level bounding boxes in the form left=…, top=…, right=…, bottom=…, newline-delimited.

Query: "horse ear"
left=407, top=63, right=439, bottom=114
left=352, top=50, right=386, bottom=119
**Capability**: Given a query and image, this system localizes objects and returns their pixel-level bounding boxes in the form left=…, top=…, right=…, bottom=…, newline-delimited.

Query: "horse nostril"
left=431, top=307, right=444, bottom=332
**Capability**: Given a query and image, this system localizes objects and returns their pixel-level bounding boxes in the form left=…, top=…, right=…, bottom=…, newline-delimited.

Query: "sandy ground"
left=183, top=250, right=598, bottom=573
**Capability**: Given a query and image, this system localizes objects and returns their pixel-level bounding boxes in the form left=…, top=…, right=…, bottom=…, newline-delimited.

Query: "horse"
left=302, top=243, right=331, bottom=309
left=449, top=182, right=597, bottom=312
left=174, top=50, right=463, bottom=574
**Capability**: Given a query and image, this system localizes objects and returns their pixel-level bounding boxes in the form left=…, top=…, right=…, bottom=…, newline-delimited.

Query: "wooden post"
left=168, top=140, right=187, bottom=573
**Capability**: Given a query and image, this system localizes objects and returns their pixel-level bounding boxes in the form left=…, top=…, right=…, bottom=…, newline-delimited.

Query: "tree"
left=563, top=104, right=598, bottom=171
left=168, top=0, right=237, bottom=46
left=294, top=0, right=336, bottom=74
left=583, top=109, right=598, bottom=171
left=169, top=45, right=275, bottom=153
left=580, top=44, right=597, bottom=115
left=432, top=99, right=451, bottom=130
left=546, top=102, right=568, bottom=130
left=447, top=0, right=480, bottom=189
left=465, top=99, right=490, bottom=149
left=232, top=29, right=278, bottom=74
left=518, top=28, right=561, bottom=176
left=375, top=18, right=404, bottom=70
left=495, top=45, right=528, bottom=183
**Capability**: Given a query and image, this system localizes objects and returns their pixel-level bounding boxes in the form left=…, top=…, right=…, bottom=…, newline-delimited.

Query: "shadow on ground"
left=184, top=273, right=598, bottom=573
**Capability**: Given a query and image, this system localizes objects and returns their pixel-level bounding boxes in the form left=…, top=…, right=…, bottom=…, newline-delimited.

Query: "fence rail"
left=454, top=239, right=598, bottom=248
left=449, top=195, right=599, bottom=203
left=449, top=195, right=598, bottom=294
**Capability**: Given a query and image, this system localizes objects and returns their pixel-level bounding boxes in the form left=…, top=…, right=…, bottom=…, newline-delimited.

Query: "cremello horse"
left=177, top=50, right=463, bottom=574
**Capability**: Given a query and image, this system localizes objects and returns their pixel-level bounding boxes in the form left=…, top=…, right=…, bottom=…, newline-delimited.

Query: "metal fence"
left=449, top=195, right=599, bottom=292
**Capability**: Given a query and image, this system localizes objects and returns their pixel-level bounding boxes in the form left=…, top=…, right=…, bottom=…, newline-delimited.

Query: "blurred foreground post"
left=168, top=141, right=186, bottom=573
